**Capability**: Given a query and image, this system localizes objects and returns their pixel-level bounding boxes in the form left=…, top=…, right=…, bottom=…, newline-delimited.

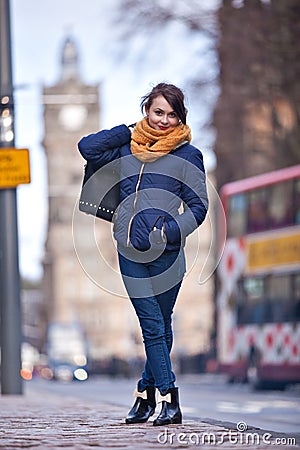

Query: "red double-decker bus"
left=217, top=165, right=300, bottom=389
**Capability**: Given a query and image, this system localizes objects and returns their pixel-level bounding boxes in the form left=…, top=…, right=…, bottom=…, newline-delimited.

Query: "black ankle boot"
left=153, top=387, right=182, bottom=426
left=125, top=386, right=156, bottom=424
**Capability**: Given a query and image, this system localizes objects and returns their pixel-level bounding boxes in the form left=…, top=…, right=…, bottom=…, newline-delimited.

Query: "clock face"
left=58, top=104, right=87, bottom=131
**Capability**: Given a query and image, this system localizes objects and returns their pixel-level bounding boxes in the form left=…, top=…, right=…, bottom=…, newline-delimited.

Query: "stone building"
left=42, top=36, right=215, bottom=373
left=214, top=0, right=300, bottom=189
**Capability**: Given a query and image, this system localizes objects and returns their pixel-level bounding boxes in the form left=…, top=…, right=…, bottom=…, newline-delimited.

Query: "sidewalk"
left=0, top=384, right=299, bottom=449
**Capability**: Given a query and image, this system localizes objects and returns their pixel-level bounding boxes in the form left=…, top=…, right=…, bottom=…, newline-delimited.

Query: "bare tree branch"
left=115, top=0, right=219, bottom=39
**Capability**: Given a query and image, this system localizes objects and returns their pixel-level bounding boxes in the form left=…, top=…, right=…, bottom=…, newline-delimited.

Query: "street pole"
left=0, top=0, right=23, bottom=394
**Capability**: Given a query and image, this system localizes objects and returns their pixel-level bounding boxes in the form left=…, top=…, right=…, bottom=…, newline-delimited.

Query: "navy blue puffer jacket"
left=78, top=124, right=208, bottom=252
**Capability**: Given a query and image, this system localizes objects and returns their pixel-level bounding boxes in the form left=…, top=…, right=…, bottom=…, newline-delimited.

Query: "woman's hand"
left=149, top=224, right=167, bottom=246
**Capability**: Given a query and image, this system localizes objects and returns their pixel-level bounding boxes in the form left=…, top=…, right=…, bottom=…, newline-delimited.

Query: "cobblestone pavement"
left=0, top=387, right=299, bottom=449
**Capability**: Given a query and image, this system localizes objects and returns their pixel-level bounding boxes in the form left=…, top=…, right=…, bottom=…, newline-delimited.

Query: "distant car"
left=52, top=363, right=88, bottom=382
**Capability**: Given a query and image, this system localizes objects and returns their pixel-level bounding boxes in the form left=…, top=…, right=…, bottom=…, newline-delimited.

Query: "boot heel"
left=172, top=410, right=182, bottom=424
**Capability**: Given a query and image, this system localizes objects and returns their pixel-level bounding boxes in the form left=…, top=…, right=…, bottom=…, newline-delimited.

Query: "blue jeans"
left=118, top=247, right=186, bottom=395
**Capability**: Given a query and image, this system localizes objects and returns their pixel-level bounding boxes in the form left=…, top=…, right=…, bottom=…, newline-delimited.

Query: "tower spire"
left=60, top=35, right=80, bottom=82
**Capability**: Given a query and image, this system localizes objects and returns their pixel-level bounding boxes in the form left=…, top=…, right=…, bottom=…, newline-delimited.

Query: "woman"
left=78, top=83, right=208, bottom=426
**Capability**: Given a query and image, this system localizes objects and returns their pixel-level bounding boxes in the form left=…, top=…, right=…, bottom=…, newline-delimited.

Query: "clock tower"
left=42, top=35, right=143, bottom=367
left=42, top=36, right=106, bottom=360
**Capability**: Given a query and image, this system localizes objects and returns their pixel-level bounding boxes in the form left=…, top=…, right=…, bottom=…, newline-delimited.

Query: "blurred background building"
left=214, top=0, right=300, bottom=188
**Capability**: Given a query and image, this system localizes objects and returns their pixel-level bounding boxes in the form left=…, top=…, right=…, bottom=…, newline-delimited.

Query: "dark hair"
left=140, top=83, right=188, bottom=125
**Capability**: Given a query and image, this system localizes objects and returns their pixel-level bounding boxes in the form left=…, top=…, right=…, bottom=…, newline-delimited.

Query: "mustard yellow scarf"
left=131, top=117, right=192, bottom=162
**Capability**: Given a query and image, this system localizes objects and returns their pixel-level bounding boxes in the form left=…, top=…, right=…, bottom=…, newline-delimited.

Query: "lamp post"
left=0, top=0, right=23, bottom=395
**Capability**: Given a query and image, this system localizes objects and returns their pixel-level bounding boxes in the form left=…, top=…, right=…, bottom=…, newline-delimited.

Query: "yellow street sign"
left=0, top=148, right=31, bottom=188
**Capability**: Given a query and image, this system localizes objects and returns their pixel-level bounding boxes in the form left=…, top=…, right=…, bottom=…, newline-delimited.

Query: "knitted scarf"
left=131, top=117, right=192, bottom=162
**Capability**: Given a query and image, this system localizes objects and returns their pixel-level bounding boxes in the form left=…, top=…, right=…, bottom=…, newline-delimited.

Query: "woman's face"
left=146, top=95, right=179, bottom=131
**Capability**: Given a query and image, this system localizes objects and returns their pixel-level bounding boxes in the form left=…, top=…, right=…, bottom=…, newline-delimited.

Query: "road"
left=26, top=374, right=300, bottom=436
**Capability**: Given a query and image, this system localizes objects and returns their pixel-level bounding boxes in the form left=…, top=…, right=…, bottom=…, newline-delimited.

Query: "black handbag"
left=79, top=161, right=120, bottom=222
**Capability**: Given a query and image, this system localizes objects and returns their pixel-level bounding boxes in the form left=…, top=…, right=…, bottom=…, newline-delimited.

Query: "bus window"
left=294, top=179, right=300, bottom=225
left=293, top=273, right=300, bottom=320
left=247, top=188, right=268, bottom=233
left=228, top=193, right=247, bottom=237
left=268, top=275, right=292, bottom=322
left=268, top=181, right=293, bottom=228
left=237, top=277, right=266, bottom=324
